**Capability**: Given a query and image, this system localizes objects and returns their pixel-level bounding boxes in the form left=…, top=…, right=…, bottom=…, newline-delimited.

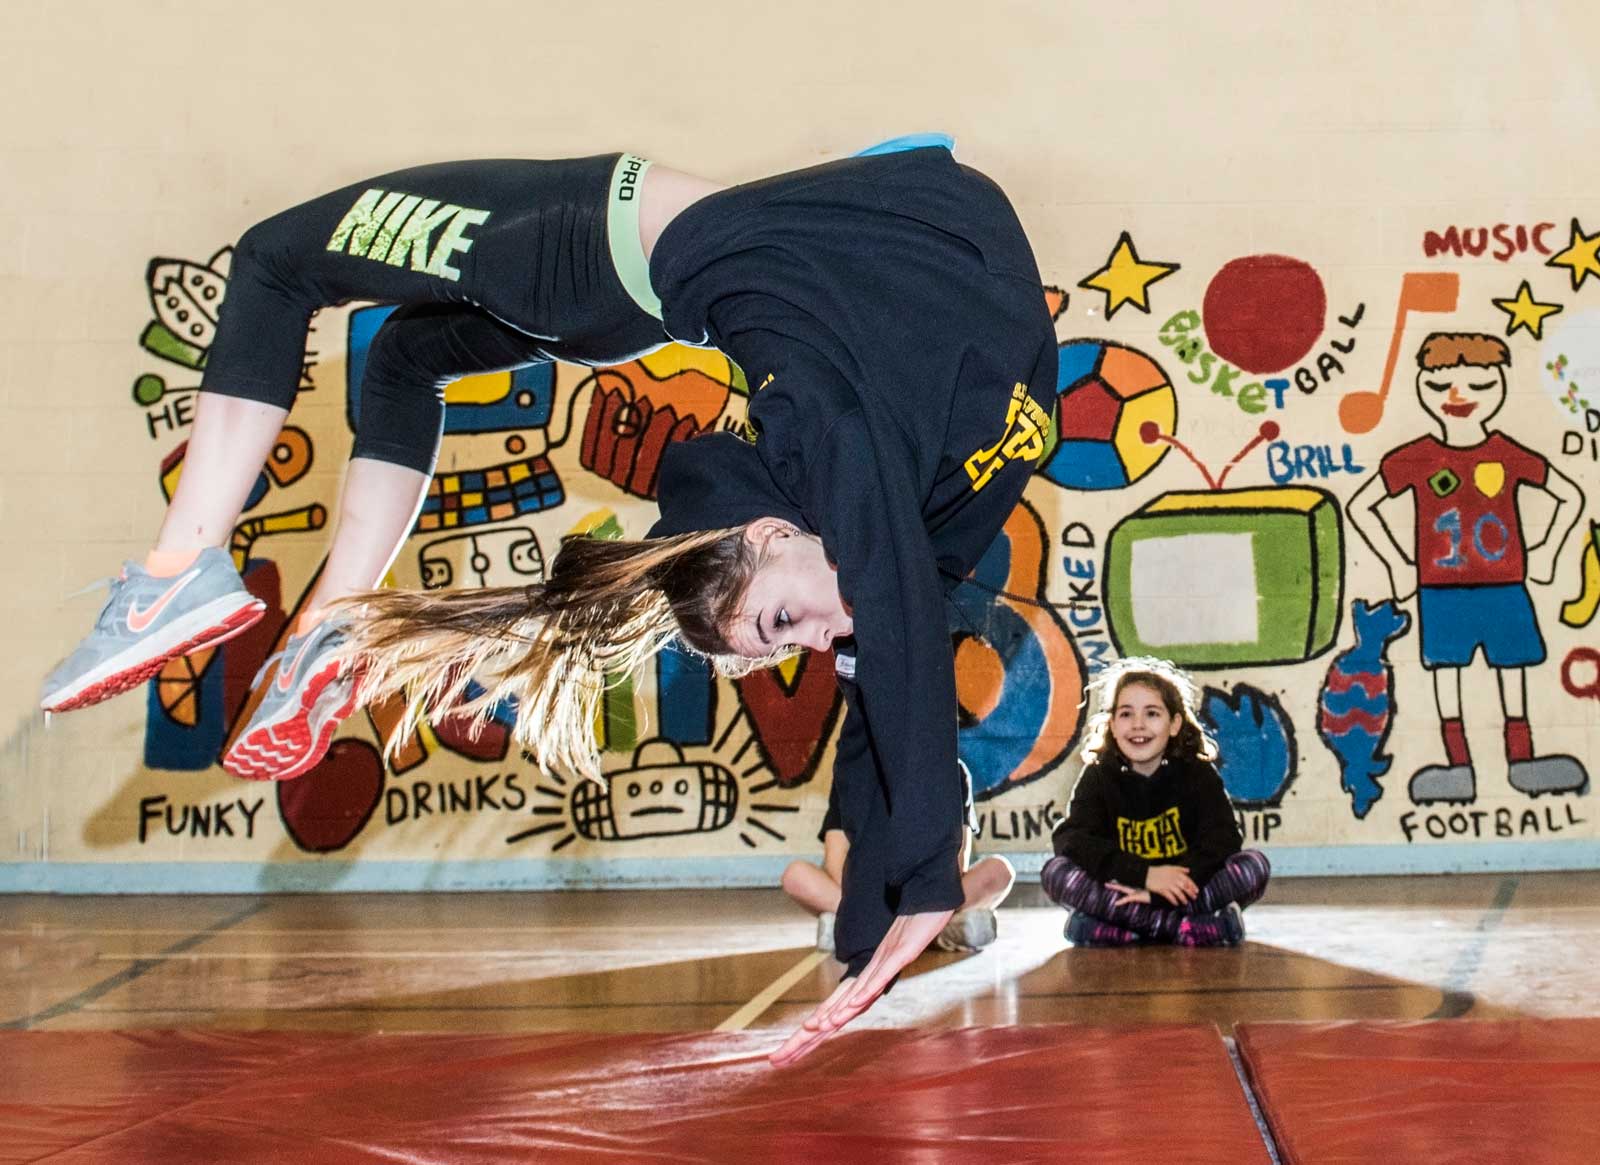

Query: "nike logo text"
left=326, top=188, right=491, bottom=283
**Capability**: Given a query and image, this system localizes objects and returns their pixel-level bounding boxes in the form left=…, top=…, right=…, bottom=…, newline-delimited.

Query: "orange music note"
left=1339, top=272, right=1460, bottom=434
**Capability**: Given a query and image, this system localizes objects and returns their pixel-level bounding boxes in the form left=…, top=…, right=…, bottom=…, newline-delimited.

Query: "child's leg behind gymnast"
left=784, top=766, right=1014, bottom=953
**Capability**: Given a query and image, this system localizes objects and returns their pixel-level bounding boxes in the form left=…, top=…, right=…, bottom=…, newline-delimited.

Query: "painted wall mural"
left=29, top=186, right=1600, bottom=885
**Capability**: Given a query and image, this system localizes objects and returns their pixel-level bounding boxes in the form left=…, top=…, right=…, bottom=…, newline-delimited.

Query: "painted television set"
left=1104, top=486, right=1343, bottom=668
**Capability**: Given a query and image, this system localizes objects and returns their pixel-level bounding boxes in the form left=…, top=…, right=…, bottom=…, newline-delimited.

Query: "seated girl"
left=1041, top=657, right=1270, bottom=947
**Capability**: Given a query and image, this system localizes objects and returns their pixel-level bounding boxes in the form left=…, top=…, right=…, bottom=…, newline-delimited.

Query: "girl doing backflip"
left=43, top=140, right=1059, bottom=1063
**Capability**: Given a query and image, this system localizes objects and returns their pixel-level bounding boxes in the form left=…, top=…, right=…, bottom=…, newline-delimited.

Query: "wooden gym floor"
left=6, top=870, right=1598, bottom=1036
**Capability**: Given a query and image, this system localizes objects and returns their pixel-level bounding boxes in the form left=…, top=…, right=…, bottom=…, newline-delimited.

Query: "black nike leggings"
left=200, top=155, right=667, bottom=474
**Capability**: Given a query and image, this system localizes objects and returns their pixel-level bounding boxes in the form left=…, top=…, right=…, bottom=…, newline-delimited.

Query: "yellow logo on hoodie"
left=1117, top=807, right=1187, bottom=859
left=963, top=382, right=1050, bottom=491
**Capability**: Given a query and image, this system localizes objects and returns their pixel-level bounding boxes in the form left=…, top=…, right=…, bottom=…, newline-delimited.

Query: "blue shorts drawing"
left=1418, top=583, right=1546, bottom=668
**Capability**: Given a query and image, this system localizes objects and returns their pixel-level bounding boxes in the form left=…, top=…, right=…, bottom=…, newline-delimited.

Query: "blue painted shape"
left=947, top=528, right=1050, bottom=797
left=1056, top=340, right=1103, bottom=390
left=1041, top=439, right=1128, bottom=490
left=143, top=632, right=229, bottom=771
left=854, top=133, right=955, bottom=156
left=243, top=470, right=270, bottom=512
left=1326, top=728, right=1387, bottom=816
left=346, top=305, right=555, bottom=434
left=461, top=678, right=518, bottom=729
left=657, top=644, right=715, bottom=746
left=955, top=603, right=1051, bottom=797
left=1202, top=684, right=1295, bottom=807
left=1319, top=598, right=1410, bottom=818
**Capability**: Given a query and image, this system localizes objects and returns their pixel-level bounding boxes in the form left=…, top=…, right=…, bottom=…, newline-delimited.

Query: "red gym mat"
left=1, top=1025, right=1269, bottom=1163
left=1237, top=1019, right=1600, bottom=1164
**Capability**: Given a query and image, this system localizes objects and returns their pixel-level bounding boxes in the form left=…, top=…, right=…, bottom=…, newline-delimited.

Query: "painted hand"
left=769, top=908, right=953, bottom=1067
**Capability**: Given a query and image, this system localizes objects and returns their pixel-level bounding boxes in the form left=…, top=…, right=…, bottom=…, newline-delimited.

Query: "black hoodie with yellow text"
left=1051, top=754, right=1244, bottom=888
left=649, top=147, right=1057, bottom=975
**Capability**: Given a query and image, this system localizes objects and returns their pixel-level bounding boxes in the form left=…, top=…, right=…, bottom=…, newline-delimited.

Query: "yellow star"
left=1077, top=232, right=1180, bottom=320
left=1546, top=217, right=1600, bottom=291
left=1492, top=280, right=1563, bottom=339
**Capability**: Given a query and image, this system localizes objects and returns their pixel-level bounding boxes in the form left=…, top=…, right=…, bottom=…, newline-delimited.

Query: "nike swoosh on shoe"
left=276, top=635, right=318, bottom=694
left=126, top=569, right=201, bottom=633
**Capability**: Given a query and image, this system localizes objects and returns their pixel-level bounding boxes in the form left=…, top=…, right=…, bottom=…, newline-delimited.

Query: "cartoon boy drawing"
left=1348, top=333, right=1587, bottom=803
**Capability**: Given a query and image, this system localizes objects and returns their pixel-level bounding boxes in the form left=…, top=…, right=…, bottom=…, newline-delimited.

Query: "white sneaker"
left=935, top=907, right=998, bottom=952
left=815, top=911, right=836, bottom=953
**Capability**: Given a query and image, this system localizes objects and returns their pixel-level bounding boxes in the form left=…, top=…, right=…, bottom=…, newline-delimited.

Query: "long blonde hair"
left=1078, top=656, right=1218, bottom=767
left=334, top=527, right=795, bottom=781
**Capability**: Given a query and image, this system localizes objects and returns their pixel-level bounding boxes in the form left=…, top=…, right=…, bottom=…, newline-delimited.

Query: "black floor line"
left=1, top=901, right=268, bottom=1030
left=1226, top=1035, right=1284, bottom=1165
left=1426, top=875, right=1518, bottom=1020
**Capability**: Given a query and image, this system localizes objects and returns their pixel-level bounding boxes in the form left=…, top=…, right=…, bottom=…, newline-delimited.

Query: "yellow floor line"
left=715, top=951, right=827, bottom=1033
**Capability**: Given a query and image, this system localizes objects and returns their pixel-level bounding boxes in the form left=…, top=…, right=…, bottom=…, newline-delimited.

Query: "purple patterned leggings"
left=1041, top=850, right=1271, bottom=945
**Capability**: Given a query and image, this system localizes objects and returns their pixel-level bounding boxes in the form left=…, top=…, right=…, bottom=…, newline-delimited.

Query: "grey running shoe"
left=42, top=547, right=265, bottom=713
left=1063, top=911, right=1098, bottom=947
left=815, top=911, right=836, bottom=954
left=1219, top=902, right=1246, bottom=945
left=1409, top=763, right=1477, bottom=805
left=1507, top=756, right=1589, bottom=797
left=222, top=619, right=357, bottom=782
left=1064, top=911, right=1142, bottom=947
left=1176, top=904, right=1246, bottom=947
left=935, top=906, right=998, bottom=952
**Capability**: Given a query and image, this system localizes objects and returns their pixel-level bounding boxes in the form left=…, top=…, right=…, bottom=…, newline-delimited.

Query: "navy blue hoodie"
left=648, top=148, right=1057, bottom=975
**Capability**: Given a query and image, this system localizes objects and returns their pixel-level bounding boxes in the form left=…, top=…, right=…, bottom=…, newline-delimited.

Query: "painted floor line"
left=716, top=951, right=828, bottom=1033
left=1428, top=875, right=1519, bottom=1019
left=1, top=902, right=267, bottom=1030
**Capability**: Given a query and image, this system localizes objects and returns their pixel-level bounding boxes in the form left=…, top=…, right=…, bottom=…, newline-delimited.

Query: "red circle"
left=1202, top=255, right=1326, bottom=374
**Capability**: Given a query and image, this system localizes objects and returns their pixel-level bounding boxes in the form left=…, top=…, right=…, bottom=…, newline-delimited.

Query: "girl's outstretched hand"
left=769, top=908, right=954, bottom=1067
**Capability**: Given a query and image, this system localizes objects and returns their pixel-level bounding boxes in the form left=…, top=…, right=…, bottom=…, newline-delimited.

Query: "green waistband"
left=607, top=154, right=662, bottom=320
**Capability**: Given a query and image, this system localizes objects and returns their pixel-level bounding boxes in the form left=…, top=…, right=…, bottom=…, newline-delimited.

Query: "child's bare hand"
left=1145, top=865, right=1198, bottom=906
left=769, top=908, right=952, bottom=1067
left=1106, top=880, right=1151, bottom=906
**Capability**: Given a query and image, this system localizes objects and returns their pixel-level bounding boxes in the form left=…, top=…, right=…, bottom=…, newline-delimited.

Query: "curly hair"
left=1078, top=655, right=1218, bottom=767
left=331, top=526, right=796, bottom=782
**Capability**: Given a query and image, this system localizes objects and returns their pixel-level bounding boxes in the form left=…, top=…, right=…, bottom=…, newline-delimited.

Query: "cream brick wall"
left=3, top=0, right=1597, bottom=888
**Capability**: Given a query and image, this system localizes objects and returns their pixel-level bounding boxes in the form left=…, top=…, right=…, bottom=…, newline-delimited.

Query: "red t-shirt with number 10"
left=1379, top=432, right=1547, bottom=587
